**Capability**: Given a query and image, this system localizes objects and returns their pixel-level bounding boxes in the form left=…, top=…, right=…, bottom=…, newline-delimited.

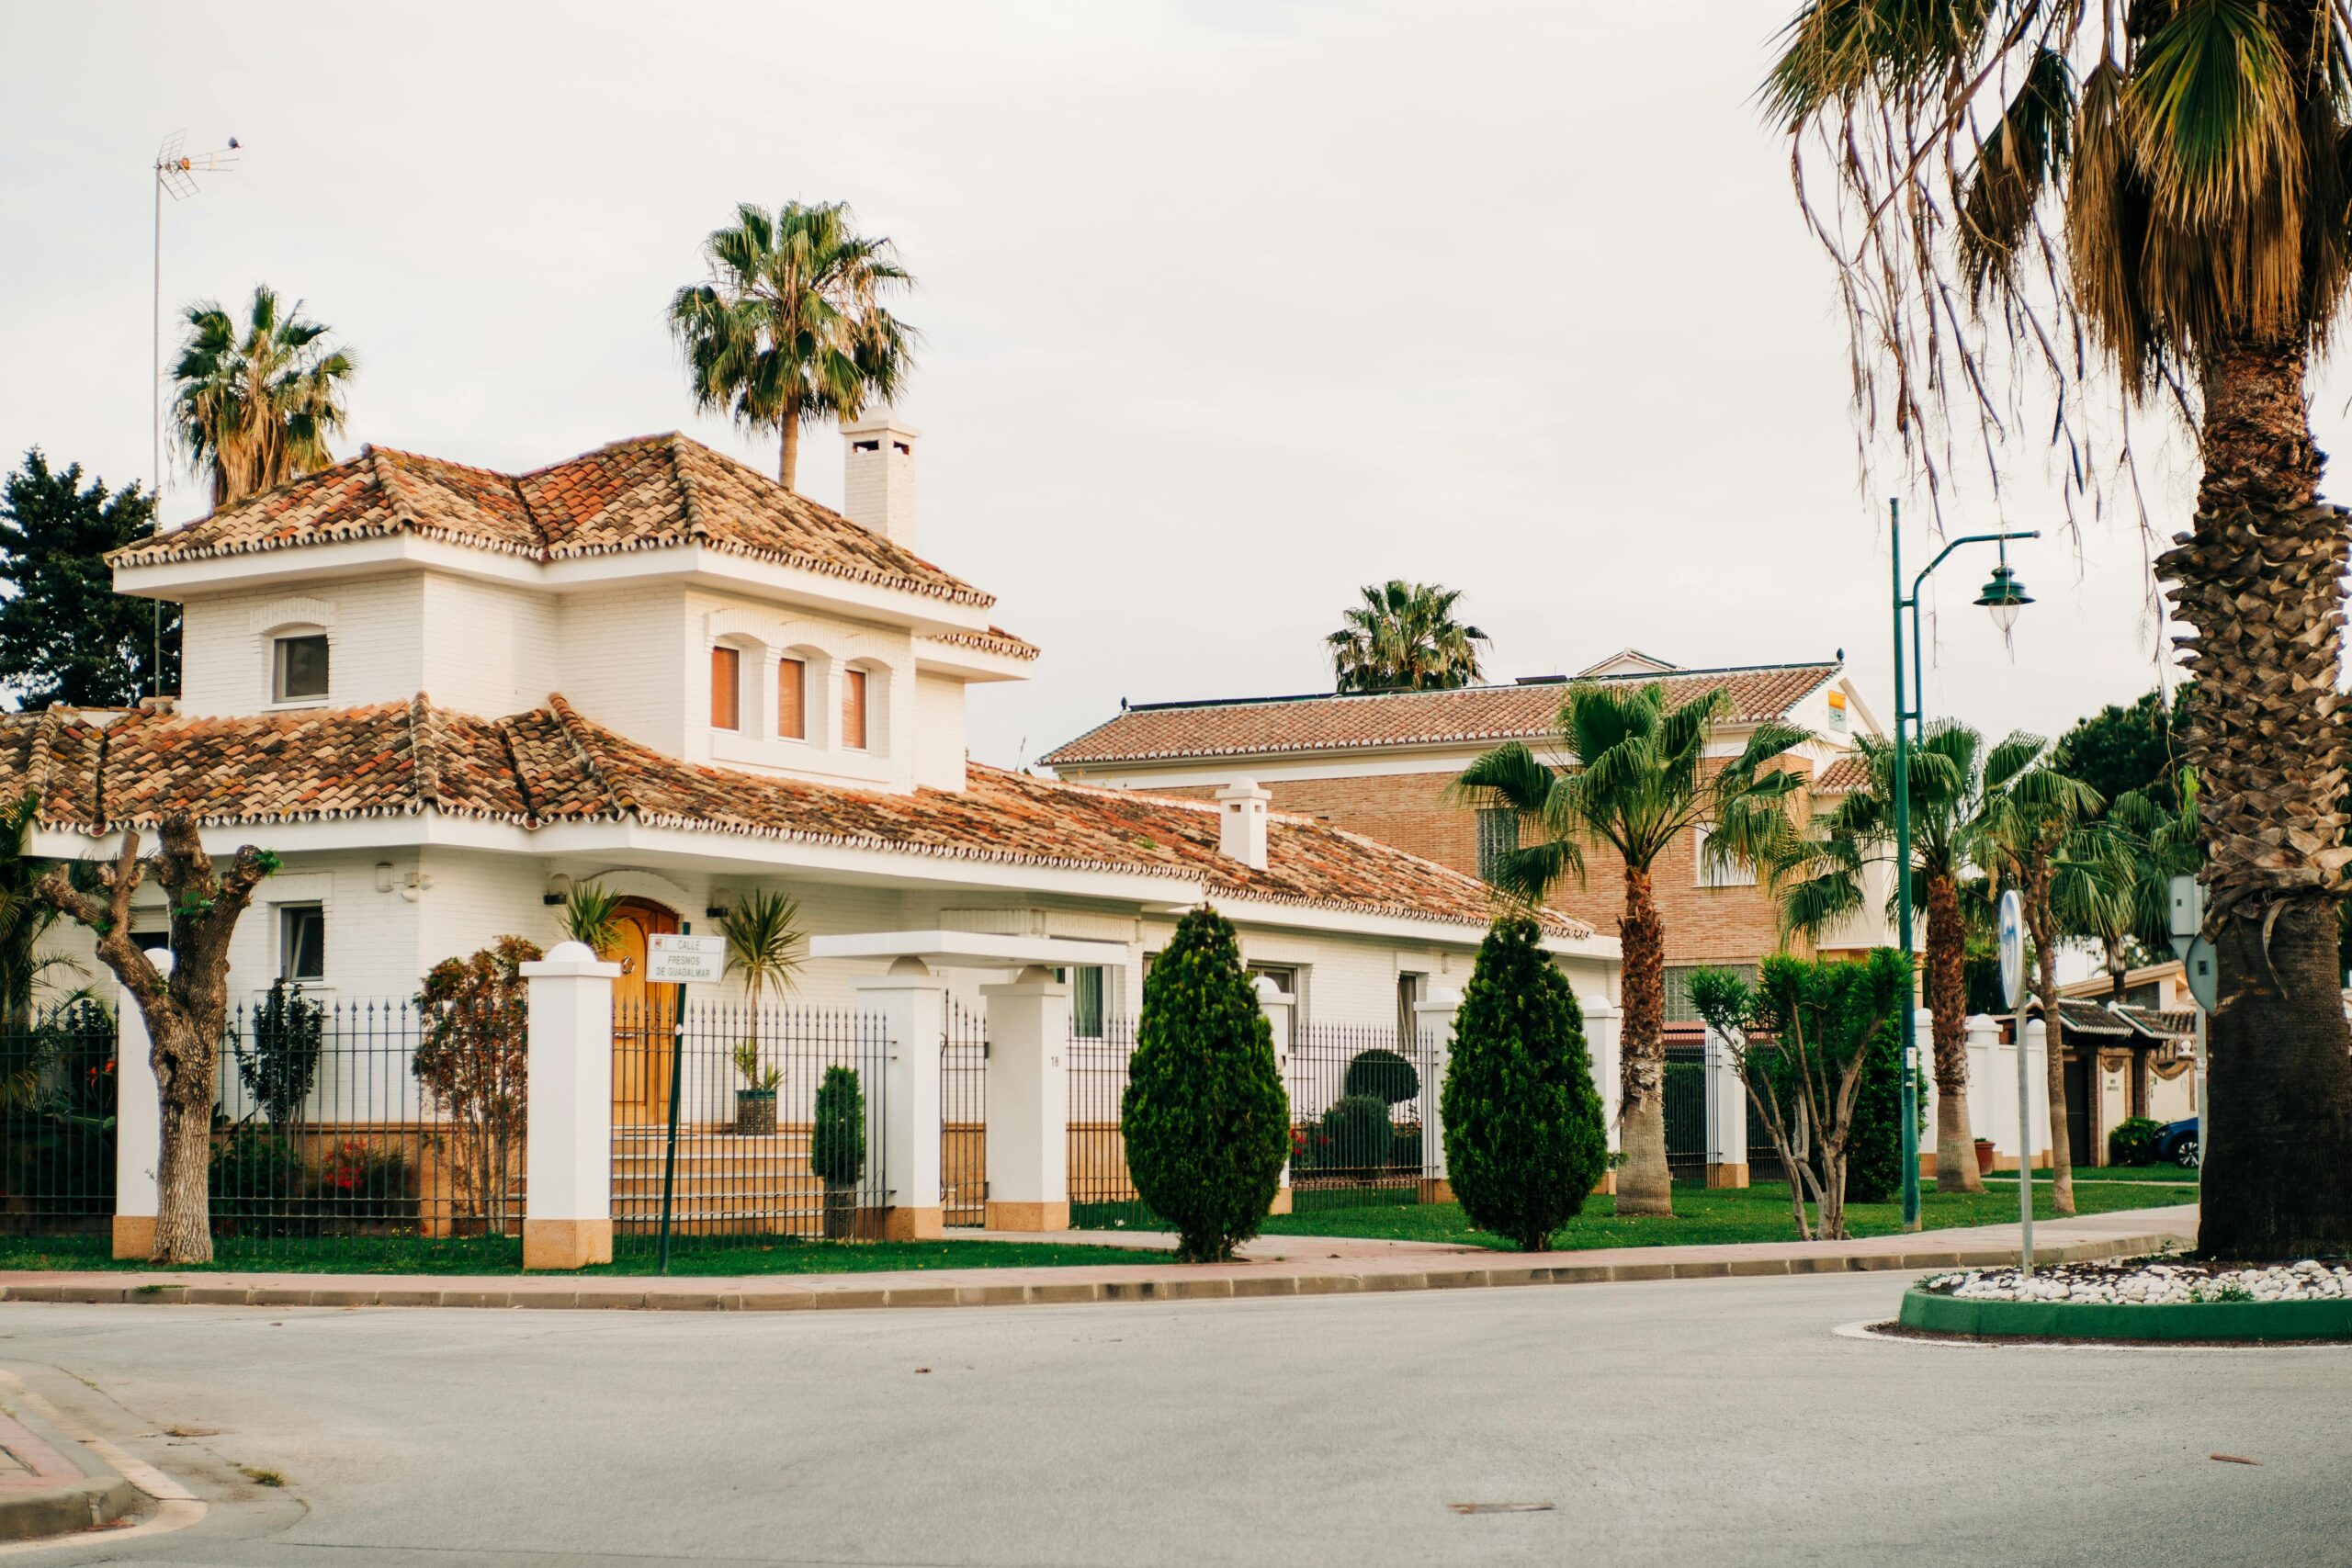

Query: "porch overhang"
left=808, top=929, right=1131, bottom=971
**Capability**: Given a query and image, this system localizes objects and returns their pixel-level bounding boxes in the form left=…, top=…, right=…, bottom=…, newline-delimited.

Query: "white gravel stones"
left=1921, top=1258, right=2351, bottom=1305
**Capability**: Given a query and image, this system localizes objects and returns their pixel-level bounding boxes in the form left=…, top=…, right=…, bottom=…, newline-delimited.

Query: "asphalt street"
left=0, top=1272, right=2345, bottom=1567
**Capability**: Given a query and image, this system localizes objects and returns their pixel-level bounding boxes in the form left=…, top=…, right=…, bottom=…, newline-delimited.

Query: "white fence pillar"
left=1413, top=986, right=1462, bottom=1203
left=1964, top=1014, right=2001, bottom=1172
left=2021, top=1019, right=2052, bottom=1171
left=111, top=967, right=166, bottom=1260
left=1582, top=997, right=1622, bottom=1194
left=854, top=959, right=947, bottom=1239
left=980, top=965, right=1071, bottom=1232
left=1702, top=1022, right=1748, bottom=1189
left=1908, top=1006, right=1935, bottom=1179
left=519, top=941, right=619, bottom=1269
left=1256, top=977, right=1295, bottom=1215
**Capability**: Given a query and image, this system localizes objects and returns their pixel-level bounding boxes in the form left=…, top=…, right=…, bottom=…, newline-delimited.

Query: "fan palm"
left=2058, top=781, right=2202, bottom=1002
left=1328, top=581, right=1489, bottom=694
left=1775, top=722, right=2034, bottom=1193
left=169, top=286, right=355, bottom=507
left=718, top=890, right=806, bottom=1012
left=1458, top=682, right=1813, bottom=1214
left=669, top=201, right=915, bottom=491
left=1770, top=0, right=2352, bottom=1257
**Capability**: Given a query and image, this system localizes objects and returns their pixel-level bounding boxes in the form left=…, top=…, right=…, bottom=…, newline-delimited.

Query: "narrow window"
left=1070, top=965, right=1105, bottom=1039
left=842, top=667, right=868, bottom=750
left=272, top=634, right=330, bottom=702
left=278, top=904, right=325, bottom=983
left=1475, top=807, right=1519, bottom=884
left=1396, top=972, right=1422, bottom=1045
left=777, top=657, right=807, bottom=740
left=710, top=646, right=741, bottom=731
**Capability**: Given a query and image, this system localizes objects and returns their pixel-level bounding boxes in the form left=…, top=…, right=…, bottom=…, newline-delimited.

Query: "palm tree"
left=1770, top=2, right=2352, bottom=1258
left=1459, top=682, right=1813, bottom=1214
left=170, top=286, right=355, bottom=507
left=1775, top=722, right=2030, bottom=1194
left=669, top=201, right=915, bottom=491
left=1974, top=742, right=2106, bottom=1215
left=2058, top=782, right=2201, bottom=1004
left=1328, top=581, right=1490, bottom=694
left=718, top=890, right=806, bottom=1011
left=559, top=882, right=625, bottom=959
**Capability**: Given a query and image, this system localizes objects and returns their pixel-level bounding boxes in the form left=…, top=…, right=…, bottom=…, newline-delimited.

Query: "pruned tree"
left=413, top=939, right=537, bottom=1236
left=34, top=818, right=277, bottom=1264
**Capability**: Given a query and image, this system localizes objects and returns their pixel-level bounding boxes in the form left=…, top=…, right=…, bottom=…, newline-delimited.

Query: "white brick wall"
left=178, top=577, right=426, bottom=717
left=912, top=672, right=967, bottom=791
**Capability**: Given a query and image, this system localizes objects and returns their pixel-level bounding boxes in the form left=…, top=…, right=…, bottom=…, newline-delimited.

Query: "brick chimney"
left=1215, top=779, right=1272, bottom=871
left=841, top=410, right=919, bottom=548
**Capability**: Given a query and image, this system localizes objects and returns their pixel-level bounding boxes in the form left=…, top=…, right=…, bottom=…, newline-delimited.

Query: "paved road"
left=0, top=1273, right=2343, bottom=1567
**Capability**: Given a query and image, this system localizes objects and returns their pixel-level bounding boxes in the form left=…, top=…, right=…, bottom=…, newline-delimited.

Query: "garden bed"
left=1900, top=1258, right=2352, bottom=1342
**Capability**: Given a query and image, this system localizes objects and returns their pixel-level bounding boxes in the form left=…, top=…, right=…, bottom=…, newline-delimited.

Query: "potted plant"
left=810, top=1065, right=866, bottom=1239
left=1973, top=1137, right=1996, bottom=1176
left=731, top=1039, right=781, bottom=1135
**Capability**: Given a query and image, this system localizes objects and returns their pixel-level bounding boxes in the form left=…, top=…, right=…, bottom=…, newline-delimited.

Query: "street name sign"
left=646, top=932, right=725, bottom=986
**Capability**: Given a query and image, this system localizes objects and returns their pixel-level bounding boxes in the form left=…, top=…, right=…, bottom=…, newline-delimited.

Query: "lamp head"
left=1974, top=561, right=2031, bottom=635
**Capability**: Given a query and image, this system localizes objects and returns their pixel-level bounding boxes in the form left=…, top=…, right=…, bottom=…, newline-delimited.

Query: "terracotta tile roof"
left=1040, top=663, right=1843, bottom=768
left=2029, top=997, right=2191, bottom=1042
left=111, top=434, right=1000, bottom=612
left=4, top=697, right=1583, bottom=941
left=1814, top=755, right=1871, bottom=794
left=922, top=626, right=1040, bottom=662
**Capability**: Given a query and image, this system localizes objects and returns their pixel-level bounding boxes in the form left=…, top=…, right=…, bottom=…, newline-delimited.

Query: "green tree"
left=414, top=938, right=537, bottom=1235
left=1327, top=581, right=1490, bottom=693
left=1121, top=906, right=1289, bottom=1262
left=1441, top=916, right=1607, bottom=1250
left=0, top=452, right=177, bottom=707
left=810, top=1065, right=866, bottom=1240
left=1459, top=681, right=1811, bottom=1216
left=2053, top=691, right=2192, bottom=814
left=1774, top=722, right=2028, bottom=1195
left=1769, top=0, right=2352, bottom=1259
left=668, top=201, right=916, bottom=492
left=171, top=285, right=356, bottom=507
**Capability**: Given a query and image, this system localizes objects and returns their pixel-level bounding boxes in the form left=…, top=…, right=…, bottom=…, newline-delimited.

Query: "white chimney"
left=841, top=409, right=919, bottom=548
left=1215, top=778, right=1272, bottom=871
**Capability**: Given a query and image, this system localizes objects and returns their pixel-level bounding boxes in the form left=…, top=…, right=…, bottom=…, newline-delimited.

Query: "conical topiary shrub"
left=1122, top=905, right=1290, bottom=1261
left=1442, top=916, right=1608, bottom=1250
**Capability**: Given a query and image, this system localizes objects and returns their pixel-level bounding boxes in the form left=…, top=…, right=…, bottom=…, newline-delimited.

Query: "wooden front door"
left=611, top=897, right=680, bottom=1123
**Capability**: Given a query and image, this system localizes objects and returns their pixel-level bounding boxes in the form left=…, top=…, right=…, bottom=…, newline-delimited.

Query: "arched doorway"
left=610, top=897, right=680, bottom=1123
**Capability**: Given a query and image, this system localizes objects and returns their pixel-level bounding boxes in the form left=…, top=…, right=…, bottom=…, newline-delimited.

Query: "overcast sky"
left=8, top=0, right=2324, bottom=770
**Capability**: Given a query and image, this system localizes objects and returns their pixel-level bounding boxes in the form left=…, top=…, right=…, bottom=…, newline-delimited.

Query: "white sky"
left=8, top=0, right=2327, bottom=772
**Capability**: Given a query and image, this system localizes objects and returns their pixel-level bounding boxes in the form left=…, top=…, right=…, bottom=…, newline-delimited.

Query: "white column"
left=1413, top=986, right=1462, bottom=1201
left=980, top=965, right=1071, bottom=1232
left=1964, top=1015, right=2002, bottom=1170
left=111, top=965, right=167, bottom=1260
left=2022, top=1018, right=2052, bottom=1168
left=853, top=958, right=947, bottom=1239
left=519, top=940, right=619, bottom=1269
left=1581, top=995, right=1623, bottom=1155
left=1702, top=1022, right=1748, bottom=1189
left=1909, top=1006, right=1935, bottom=1179
left=1255, top=976, right=1295, bottom=1215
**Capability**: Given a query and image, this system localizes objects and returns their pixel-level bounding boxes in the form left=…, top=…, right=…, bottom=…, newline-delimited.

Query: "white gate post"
left=1413, top=986, right=1462, bottom=1203
left=2022, top=1018, right=2052, bottom=1170
left=854, top=958, right=947, bottom=1239
left=520, top=940, right=619, bottom=1269
left=980, top=964, right=1071, bottom=1232
left=111, top=964, right=167, bottom=1260
left=1256, top=976, right=1295, bottom=1215
left=1910, top=1006, right=1937, bottom=1180
left=1702, top=1022, right=1749, bottom=1189
left=1581, top=996, right=1623, bottom=1194
left=1965, top=1014, right=2002, bottom=1170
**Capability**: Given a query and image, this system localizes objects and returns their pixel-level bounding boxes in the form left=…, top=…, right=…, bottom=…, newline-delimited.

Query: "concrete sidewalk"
left=0, top=1205, right=2195, bottom=1314
left=0, top=1396, right=134, bottom=1541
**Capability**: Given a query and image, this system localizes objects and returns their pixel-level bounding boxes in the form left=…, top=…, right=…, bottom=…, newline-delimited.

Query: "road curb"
left=0, top=1401, right=137, bottom=1542
left=0, top=1232, right=2177, bottom=1314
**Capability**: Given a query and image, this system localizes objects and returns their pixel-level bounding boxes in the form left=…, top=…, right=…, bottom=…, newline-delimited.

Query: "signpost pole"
left=651, top=922, right=723, bottom=1277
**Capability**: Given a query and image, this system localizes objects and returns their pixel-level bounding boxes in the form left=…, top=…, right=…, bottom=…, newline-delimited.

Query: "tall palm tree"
left=1459, top=682, right=1813, bottom=1214
left=2058, top=782, right=2201, bottom=1003
left=170, top=286, right=355, bottom=507
left=669, top=201, right=916, bottom=492
left=1974, top=742, right=2106, bottom=1215
left=1770, top=2, right=2352, bottom=1258
left=1775, top=722, right=2030, bottom=1193
left=1328, top=581, right=1490, bottom=694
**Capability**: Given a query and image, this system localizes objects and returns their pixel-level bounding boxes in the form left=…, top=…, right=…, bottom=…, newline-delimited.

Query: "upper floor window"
left=1476, top=807, right=1519, bottom=884
left=710, top=646, right=742, bottom=731
left=777, top=656, right=807, bottom=741
left=278, top=903, right=325, bottom=983
left=842, top=667, right=869, bottom=750
left=1694, top=823, right=1757, bottom=888
left=272, top=634, right=330, bottom=703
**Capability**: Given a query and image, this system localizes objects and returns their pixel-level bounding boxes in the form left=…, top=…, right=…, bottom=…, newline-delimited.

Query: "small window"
left=1475, top=807, right=1519, bottom=884
left=133, top=929, right=168, bottom=955
left=272, top=634, right=329, bottom=702
left=842, top=667, right=868, bottom=750
left=1068, top=965, right=1106, bottom=1039
left=1695, top=823, right=1758, bottom=888
left=1667, top=963, right=1755, bottom=1024
left=777, top=657, right=807, bottom=740
left=710, top=646, right=741, bottom=731
left=1396, top=972, right=1423, bottom=1044
left=278, top=904, right=325, bottom=983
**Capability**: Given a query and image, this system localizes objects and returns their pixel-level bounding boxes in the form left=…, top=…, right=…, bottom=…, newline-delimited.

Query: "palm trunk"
left=2105, top=937, right=2130, bottom=1004
left=1924, top=869, right=1981, bottom=1192
left=151, top=1021, right=217, bottom=1265
left=1614, top=865, right=1673, bottom=1216
left=2026, top=869, right=2075, bottom=1216
left=779, top=414, right=800, bottom=491
left=2159, top=334, right=2352, bottom=1260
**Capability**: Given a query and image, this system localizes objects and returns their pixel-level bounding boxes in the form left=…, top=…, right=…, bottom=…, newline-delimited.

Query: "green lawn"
left=0, top=1233, right=1166, bottom=1277
left=1984, top=1164, right=2199, bottom=1183
left=1255, top=1178, right=2198, bottom=1252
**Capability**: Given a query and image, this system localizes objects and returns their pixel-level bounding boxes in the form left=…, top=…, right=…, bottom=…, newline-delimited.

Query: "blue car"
left=2153, top=1117, right=2200, bottom=1168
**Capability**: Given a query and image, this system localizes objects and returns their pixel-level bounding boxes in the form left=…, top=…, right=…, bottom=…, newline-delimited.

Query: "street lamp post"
left=1889, top=499, right=2037, bottom=1231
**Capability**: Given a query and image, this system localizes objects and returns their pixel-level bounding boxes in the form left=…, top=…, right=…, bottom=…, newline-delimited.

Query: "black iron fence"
left=1068, top=1015, right=1150, bottom=1229
left=611, top=999, right=890, bottom=1251
left=1663, top=1041, right=1708, bottom=1184
left=0, top=1000, right=116, bottom=1238
left=1285, top=1022, right=1435, bottom=1215
left=942, top=999, right=987, bottom=1227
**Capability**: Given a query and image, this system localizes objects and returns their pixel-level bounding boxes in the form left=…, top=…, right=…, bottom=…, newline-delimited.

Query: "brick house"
left=1042, top=649, right=1897, bottom=1026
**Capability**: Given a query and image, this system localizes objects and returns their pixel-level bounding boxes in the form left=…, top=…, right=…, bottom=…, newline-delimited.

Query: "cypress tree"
left=1122, top=905, right=1289, bottom=1262
left=1442, top=917, right=1608, bottom=1250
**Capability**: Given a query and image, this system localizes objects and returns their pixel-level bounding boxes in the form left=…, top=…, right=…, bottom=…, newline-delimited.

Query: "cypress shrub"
left=1842, top=1012, right=1905, bottom=1203
left=810, top=1065, right=866, bottom=1240
left=1122, top=906, right=1290, bottom=1261
left=1307, top=1093, right=1395, bottom=1174
left=1342, top=1047, right=1420, bottom=1106
left=1442, top=917, right=1608, bottom=1250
